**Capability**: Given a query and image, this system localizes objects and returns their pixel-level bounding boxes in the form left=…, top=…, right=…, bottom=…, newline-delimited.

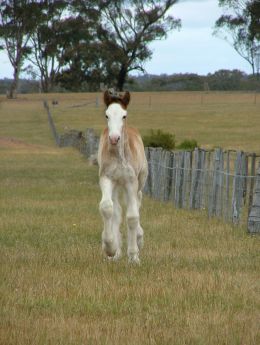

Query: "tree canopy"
left=0, top=0, right=181, bottom=94
left=215, top=0, right=260, bottom=76
left=0, top=0, right=39, bottom=97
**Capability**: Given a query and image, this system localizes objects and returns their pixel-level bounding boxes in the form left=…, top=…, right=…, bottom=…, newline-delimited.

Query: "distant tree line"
left=127, top=70, right=260, bottom=92
left=1, top=69, right=259, bottom=94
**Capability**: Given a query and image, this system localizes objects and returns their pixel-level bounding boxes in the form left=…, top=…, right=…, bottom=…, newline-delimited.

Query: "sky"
left=0, top=0, right=252, bottom=79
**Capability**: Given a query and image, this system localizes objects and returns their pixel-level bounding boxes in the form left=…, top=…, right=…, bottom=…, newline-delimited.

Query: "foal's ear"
left=104, top=90, right=111, bottom=107
left=121, top=91, right=130, bottom=107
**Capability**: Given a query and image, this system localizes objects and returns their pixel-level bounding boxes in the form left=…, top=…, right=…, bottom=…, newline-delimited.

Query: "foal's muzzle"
left=109, top=135, right=120, bottom=145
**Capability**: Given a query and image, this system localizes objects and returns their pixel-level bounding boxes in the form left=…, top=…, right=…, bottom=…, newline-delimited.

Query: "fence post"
left=144, top=147, right=150, bottom=195
left=149, top=95, right=152, bottom=108
left=184, top=151, right=192, bottom=208
left=160, top=150, right=172, bottom=202
left=248, top=153, right=256, bottom=215
left=149, top=148, right=159, bottom=199
left=225, top=150, right=231, bottom=221
left=43, top=100, right=60, bottom=145
left=205, top=151, right=212, bottom=212
left=85, top=128, right=99, bottom=157
left=208, top=148, right=223, bottom=217
left=170, top=152, right=177, bottom=205
left=232, top=151, right=245, bottom=224
left=154, top=148, right=163, bottom=200
left=248, top=161, right=260, bottom=233
left=190, top=148, right=205, bottom=209
left=96, top=96, right=99, bottom=108
left=175, top=151, right=185, bottom=208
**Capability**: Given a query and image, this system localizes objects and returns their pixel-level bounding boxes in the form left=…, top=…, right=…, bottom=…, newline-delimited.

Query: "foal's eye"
left=105, top=115, right=108, bottom=119
left=123, top=116, right=126, bottom=119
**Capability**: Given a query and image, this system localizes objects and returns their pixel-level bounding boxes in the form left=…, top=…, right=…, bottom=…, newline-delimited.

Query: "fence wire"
left=144, top=147, right=260, bottom=228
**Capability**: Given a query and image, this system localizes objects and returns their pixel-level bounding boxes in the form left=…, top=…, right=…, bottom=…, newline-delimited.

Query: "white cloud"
left=143, top=0, right=251, bottom=75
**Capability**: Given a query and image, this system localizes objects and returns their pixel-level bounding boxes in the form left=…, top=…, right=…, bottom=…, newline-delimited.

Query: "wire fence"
left=143, top=147, right=260, bottom=232
left=43, top=100, right=260, bottom=233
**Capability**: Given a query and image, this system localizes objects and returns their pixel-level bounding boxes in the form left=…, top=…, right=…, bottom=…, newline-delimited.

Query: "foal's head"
left=104, top=90, right=130, bottom=145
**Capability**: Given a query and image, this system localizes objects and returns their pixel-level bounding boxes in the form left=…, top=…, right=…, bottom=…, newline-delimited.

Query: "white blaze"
left=106, top=103, right=127, bottom=145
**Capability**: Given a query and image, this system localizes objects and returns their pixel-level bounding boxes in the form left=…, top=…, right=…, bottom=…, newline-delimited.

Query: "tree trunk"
left=8, top=66, right=19, bottom=99
left=116, top=65, right=128, bottom=91
left=41, top=74, right=50, bottom=93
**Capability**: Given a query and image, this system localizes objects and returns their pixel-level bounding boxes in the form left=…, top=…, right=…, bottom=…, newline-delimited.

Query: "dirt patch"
left=0, top=137, right=40, bottom=150
left=0, top=137, right=62, bottom=155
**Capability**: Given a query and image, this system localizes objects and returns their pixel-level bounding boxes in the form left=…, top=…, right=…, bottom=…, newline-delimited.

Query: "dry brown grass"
left=0, top=93, right=259, bottom=345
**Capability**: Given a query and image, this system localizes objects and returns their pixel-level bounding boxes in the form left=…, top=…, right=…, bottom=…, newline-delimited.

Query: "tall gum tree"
left=66, top=0, right=181, bottom=91
left=0, top=1, right=38, bottom=98
left=26, top=0, right=68, bottom=93
left=214, top=0, right=260, bottom=76
left=98, top=0, right=181, bottom=91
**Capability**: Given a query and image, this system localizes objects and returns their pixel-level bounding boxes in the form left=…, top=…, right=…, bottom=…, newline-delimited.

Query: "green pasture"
left=0, top=93, right=259, bottom=345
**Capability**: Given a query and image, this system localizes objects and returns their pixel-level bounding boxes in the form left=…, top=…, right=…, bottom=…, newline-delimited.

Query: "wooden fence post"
left=205, top=151, right=212, bottom=211
left=248, top=161, right=260, bottom=233
left=153, top=148, right=163, bottom=200
left=149, top=148, right=159, bottom=199
left=160, top=150, right=172, bottom=202
left=175, top=151, right=185, bottom=207
left=248, top=153, right=256, bottom=215
left=85, top=128, right=99, bottom=157
left=232, top=151, right=245, bottom=224
left=170, top=152, right=177, bottom=205
left=43, top=100, right=60, bottom=145
left=143, top=147, right=150, bottom=195
left=190, top=148, right=206, bottom=209
left=208, top=148, right=224, bottom=217
left=184, top=151, right=192, bottom=208
left=225, top=150, right=231, bottom=221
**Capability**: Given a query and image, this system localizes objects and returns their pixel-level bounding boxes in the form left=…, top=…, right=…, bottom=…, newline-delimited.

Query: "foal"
left=98, top=90, right=148, bottom=263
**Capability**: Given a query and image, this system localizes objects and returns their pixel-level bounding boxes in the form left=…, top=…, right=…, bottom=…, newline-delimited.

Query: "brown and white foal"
left=98, top=90, right=148, bottom=264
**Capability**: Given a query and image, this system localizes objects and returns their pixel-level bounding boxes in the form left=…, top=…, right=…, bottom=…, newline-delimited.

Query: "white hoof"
left=111, top=248, right=122, bottom=261
left=128, top=253, right=140, bottom=265
left=102, top=238, right=117, bottom=257
left=104, top=247, right=122, bottom=262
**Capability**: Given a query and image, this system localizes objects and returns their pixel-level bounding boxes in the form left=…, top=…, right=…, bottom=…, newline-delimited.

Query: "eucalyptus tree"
left=59, top=0, right=180, bottom=91
left=215, top=0, right=260, bottom=75
left=97, top=0, right=181, bottom=91
left=26, top=0, right=69, bottom=92
left=0, top=1, right=38, bottom=97
left=55, top=0, right=103, bottom=91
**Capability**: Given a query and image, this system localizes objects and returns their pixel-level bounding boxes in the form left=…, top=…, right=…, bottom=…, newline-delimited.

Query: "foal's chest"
left=107, top=160, right=136, bottom=184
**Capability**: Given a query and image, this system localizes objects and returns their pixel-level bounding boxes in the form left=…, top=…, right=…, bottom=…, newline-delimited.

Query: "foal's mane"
left=104, top=89, right=130, bottom=109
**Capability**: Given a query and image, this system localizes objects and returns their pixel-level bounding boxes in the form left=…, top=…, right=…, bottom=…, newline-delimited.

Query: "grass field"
left=0, top=93, right=259, bottom=345
left=44, top=91, right=260, bottom=153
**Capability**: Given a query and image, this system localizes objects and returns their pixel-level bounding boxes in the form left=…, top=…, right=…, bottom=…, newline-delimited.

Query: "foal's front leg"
left=125, top=181, right=141, bottom=264
left=99, top=176, right=118, bottom=258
